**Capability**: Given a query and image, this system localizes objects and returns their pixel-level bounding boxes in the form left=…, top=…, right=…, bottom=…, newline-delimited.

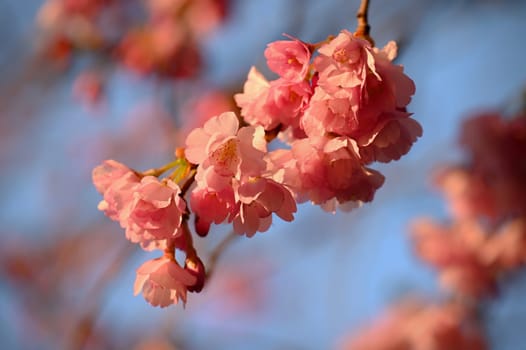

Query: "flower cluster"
left=412, top=218, right=526, bottom=299
left=412, top=113, right=526, bottom=299
left=235, top=30, right=421, bottom=210
left=93, top=160, right=202, bottom=306
left=93, top=29, right=421, bottom=307
left=441, top=113, right=526, bottom=220
left=185, top=111, right=297, bottom=236
left=37, top=0, right=229, bottom=106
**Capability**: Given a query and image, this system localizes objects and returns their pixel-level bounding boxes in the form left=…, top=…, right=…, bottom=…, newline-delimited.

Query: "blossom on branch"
left=92, top=25, right=422, bottom=306
left=186, top=112, right=297, bottom=236
left=93, top=161, right=187, bottom=251
left=134, top=256, right=197, bottom=307
left=93, top=160, right=140, bottom=222
left=232, top=177, right=296, bottom=236
left=124, top=176, right=187, bottom=251
left=264, top=38, right=311, bottom=82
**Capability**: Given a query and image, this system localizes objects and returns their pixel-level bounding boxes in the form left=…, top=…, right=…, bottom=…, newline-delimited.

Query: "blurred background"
left=1, top=0, right=526, bottom=349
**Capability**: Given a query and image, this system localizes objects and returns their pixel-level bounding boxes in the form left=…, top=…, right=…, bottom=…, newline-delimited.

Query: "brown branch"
left=180, top=167, right=197, bottom=195
left=355, top=0, right=375, bottom=46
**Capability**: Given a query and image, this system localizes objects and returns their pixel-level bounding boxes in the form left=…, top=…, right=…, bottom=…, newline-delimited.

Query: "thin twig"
left=180, top=168, right=197, bottom=195
left=67, top=243, right=136, bottom=350
left=355, top=0, right=375, bottom=46
left=206, top=231, right=238, bottom=280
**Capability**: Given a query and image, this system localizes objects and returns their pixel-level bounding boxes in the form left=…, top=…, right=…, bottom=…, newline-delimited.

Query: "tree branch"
left=355, top=0, right=375, bottom=46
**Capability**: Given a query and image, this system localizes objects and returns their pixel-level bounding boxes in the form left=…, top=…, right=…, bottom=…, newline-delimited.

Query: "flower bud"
left=185, top=256, right=206, bottom=293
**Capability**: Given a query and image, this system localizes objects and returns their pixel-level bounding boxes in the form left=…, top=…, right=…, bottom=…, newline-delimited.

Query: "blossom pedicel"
left=93, top=29, right=422, bottom=307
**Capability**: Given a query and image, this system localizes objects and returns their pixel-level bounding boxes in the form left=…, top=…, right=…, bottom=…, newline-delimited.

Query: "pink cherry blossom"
left=460, top=113, right=526, bottom=218
left=358, top=116, right=423, bottom=163
left=93, top=160, right=140, bottom=222
left=232, top=177, right=296, bottom=237
left=372, top=41, right=416, bottom=108
left=434, top=166, right=496, bottom=220
left=315, top=30, right=378, bottom=93
left=185, top=111, right=267, bottom=191
left=301, top=35, right=419, bottom=164
left=235, top=67, right=313, bottom=132
left=264, top=38, right=311, bottom=82
left=266, top=78, right=312, bottom=130
left=124, top=176, right=186, bottom=251
left=234, top=67, right=277, bottom=130
left=264, top=148, right=303, bottom=199
left=300, top=86, right=360, bottom=138
left=185, top=111, right=241, bottom=167
left=134, top=256, right=197, bottom=307
left=289, top=136, right=384, bottom=207
left=411, top=218, right=497, bottom=299
left=92, top=159, right=136, bottom=195
left=190, top=185, right=237, bottom=236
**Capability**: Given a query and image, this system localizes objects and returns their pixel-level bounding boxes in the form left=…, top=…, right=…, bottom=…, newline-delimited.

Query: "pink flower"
left=185, top=111, right=301, bottom=236
left=234, top=67, right=277, bottom=130
left=119, top=23, right=201, bottom=79
left=185, top=111, right=267, bottom=190
left=289, top=136, right=385, bottom=207
left=232, top=177, right=296, bottom=237
left=315, top=30, right=378, bottom=93
left=371, top=42, right=416, bottom=108
left=93, top=160, right=140, bottom=222
left=235, top=67, right=312, bottom=132
left=186, top=111, right=240, bottom=166
left=264, top=149, right=303, bottom=199
left=190, top=185, right=237, bottom=236
left=92, top=159, right=136, bottom=195
left=124, top=176, right=187, bottom=251
left=266, top=78, right=312, bottom=130
left=301, top=36, right=420, bottom=163
left=134, top=256, right=197, bottom=307
left=358, top=116, right=423, bottom=163
left=411, top=218, right=497, bottom=299
left=264, top=38, right=311, bottom=82
left=300, top=86, right=360, bottom=138
left=434, top=166, right=496, bottom=220
left=460, top=113, right=526, bottom=218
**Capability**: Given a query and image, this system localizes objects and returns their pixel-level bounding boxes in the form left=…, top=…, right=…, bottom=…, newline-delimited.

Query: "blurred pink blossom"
left=338, top=301, right=486, bottom=350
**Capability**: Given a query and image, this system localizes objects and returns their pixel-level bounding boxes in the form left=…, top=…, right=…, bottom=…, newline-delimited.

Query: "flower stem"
left=142, top=159, right=181, bottom=177
left=310, top=35, right=335, bottom=50
left=180, top=167, right=197, bottom=195
left=182, top=220, right=197, bottom=260
left=206, top=230, right=238, bottom=280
